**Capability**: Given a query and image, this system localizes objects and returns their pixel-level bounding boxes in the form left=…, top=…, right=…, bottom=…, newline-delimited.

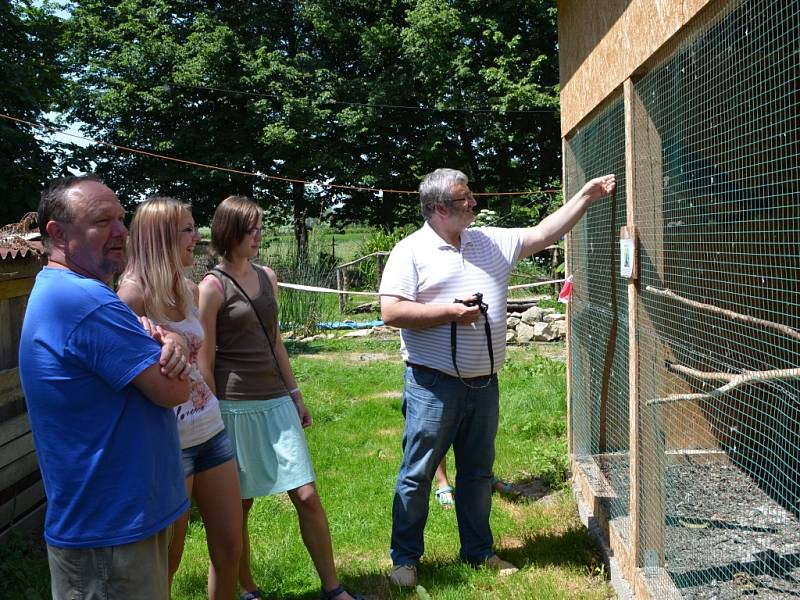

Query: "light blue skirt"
left=219, top=396, right=316, bottom=499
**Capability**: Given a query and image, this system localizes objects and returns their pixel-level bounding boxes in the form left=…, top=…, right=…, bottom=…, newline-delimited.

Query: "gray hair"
left=419, top=168, right=469, bottom=221
left=38, top=174, right=103, bottom=253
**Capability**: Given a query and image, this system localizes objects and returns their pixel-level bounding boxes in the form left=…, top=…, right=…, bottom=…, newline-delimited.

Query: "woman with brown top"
left=197, top=196, right=362, bottom=600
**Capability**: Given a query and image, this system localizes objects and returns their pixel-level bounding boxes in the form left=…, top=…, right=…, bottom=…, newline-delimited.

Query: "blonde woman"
left=117, top=197, right=242, bottom=600
left=197, top=196, right=362, bottom=600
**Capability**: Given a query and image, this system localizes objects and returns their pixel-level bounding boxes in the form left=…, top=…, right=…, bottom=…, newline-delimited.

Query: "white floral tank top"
left=160, top=308, right=225, bottom=449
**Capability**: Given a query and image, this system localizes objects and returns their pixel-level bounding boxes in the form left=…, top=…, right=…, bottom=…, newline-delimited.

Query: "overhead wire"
left=0, top=111, right=561, bottom=198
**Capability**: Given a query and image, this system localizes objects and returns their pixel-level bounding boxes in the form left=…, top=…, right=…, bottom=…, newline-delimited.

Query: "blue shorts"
left=181, top=429, right=235, bottom=478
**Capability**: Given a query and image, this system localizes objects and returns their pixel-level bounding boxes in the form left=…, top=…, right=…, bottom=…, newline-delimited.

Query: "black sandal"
left=320, top=584, right=365, bottom=600
left=240, top=591, right=263, bottom=600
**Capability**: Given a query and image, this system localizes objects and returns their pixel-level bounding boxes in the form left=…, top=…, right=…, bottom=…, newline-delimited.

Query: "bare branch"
left=647, top=366, right=800, bottom=405
left=645, top=286, right=800, bottom=342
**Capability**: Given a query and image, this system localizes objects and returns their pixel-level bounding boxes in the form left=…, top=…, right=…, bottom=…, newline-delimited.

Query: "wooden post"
left=625, top=76, right=665, bottom=579
left=341, top=268, right=349, bottom=312
left=563, top=137, right=575, bottom=458
left=375, top=253, right=385, bottom=291
left=336, top=268, right=345, bottom=313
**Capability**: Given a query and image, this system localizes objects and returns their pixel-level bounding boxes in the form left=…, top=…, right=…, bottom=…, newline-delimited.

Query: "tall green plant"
left=349, top=225, right=415, bottom=289
left=263, top=226, right=339, bottom=336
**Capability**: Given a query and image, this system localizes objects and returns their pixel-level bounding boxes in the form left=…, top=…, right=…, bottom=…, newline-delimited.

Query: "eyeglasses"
left=248, top=226, right=264, bottom=237
left=451, top=192, right=475, bottom=203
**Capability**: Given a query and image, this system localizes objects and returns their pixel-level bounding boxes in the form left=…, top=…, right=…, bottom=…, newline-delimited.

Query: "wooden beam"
left=0, top=500, right=46, bottom=546
left=0, top=413, right=29, bottom=447
left=564, top=136, right=574, bottom=457
left=335, top=251, right=390, bottom=270
left=625, top=76, right=666, bottom=575
left=336, top=268, right=345, bottom=313
left=624, top=77, right=642, bottom=582
left=0, top=479, right=44, bottom=532
left=0, top=277, right=34, bottom=301
left=0, top=452, right=40, bottom=491
left=0, top=433, right=34, bottom=471
left=0, top=368, right=22, bottom=409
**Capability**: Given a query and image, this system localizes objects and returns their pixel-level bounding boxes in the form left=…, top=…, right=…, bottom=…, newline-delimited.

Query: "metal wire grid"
left=633, top=0, right=800, bottom=596
left=565, top=97, right=630, bottom=527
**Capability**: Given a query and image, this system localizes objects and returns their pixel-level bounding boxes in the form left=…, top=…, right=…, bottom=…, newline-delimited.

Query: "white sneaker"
left=389, top=564, right=418, bottom=588
left=485, top=554, right=518, bottom=576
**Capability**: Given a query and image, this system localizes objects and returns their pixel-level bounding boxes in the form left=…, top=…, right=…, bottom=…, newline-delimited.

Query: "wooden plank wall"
left=0, top=256, right=45, bottom=543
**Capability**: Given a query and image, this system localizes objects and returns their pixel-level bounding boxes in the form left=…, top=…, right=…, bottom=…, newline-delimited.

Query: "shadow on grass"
left=0, top=532, right=51, bottom=600
left=167, top=528, right=604, bottom=599
left=176, top=555, right=486, bottom=600
left=501, top=525, right=605, bottom=573
left=285, top=340, right=322, bottom=355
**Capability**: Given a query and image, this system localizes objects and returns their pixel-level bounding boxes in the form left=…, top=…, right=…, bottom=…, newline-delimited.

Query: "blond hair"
left=121, top=196, right=194, bottom=323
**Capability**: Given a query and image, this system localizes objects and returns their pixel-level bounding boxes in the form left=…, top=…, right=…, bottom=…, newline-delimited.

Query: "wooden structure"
left=558, top=1, right=800, bottom=598
left=0, top=239, right=45, bottom=544
left=335, top=251, right=389, bottom=312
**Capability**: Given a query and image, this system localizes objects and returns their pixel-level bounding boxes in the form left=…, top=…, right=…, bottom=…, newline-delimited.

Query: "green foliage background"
left=2, top=1, right=562, bottom=242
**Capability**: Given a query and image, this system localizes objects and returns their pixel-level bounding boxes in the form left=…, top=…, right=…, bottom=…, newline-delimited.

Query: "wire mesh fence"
left=565, top=96, right=630, bottom=532
left=568, top=0, right=800, bottom=597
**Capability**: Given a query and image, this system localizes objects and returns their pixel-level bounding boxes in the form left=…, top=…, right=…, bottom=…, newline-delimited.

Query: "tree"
left=62, top=0, right=560, bottom=248
left=0, top=0, right=66, bottom=225
left=333, top=0, right=561, bottom=226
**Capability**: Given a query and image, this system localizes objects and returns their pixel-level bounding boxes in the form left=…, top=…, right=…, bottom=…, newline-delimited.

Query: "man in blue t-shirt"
left=19, top=175, right=193, bottom=600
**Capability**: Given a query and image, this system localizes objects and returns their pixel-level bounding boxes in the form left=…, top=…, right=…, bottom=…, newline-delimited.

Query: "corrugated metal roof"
left=0, top=213, right=43, bottom=261
left=0, top=240, right=44, bottom=260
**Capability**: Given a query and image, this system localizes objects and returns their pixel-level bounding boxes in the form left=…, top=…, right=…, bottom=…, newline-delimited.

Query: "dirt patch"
left=498, top=535, right=526, bottom=550
left=375, top=427, right=402, bottom=437
left=369, top=390, right=402, bottom=399
left=298, top=351, right=401, bottom=363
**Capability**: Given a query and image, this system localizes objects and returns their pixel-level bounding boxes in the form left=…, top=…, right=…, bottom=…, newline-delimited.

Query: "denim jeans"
left=390, top=365, right=499, bottom=566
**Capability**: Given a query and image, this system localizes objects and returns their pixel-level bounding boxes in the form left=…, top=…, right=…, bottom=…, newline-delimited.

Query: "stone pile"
left=506, top=306, right=566, bottom=343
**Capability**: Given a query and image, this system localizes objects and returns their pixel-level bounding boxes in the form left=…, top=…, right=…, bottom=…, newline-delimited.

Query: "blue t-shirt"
left=19, top=268, right=188, bottom=548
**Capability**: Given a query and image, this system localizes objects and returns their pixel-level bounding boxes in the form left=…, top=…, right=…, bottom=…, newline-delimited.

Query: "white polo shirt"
left=379, top=222, right=524, bottom=377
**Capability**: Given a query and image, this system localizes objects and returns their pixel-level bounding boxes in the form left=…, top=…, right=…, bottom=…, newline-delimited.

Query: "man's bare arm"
left=132, top=362, right=191, bottom=408
left=381, top=295, right=481, bottom=329
left=520, top=174, right=616, bottom=258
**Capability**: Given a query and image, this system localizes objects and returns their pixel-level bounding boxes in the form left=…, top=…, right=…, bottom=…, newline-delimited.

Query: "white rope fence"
left=277, top=278, right=567, bottom=295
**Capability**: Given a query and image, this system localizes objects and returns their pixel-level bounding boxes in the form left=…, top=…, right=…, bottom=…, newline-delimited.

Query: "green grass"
left=178, top=338, right=609, bottom=600
left=261, top=226, right=370, bottom=266
left=1, top=338, right=611, bottom=600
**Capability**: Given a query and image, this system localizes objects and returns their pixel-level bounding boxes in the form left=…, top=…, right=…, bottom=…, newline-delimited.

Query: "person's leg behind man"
left=391, top=366, right=464, bottom=569
left=48, top=526, right=172, bottom=600
left=452, top=376, right=499, bottom=565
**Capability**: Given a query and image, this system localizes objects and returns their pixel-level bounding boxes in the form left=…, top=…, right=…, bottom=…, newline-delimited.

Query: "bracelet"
left=288, top=387, right=301, bottom=396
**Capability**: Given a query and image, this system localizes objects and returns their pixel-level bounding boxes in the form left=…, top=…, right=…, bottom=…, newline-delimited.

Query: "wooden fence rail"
left=335, top=251, right=389, bottom=312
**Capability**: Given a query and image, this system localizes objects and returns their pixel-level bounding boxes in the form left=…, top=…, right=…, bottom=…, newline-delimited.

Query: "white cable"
left=277, top=278, right=567, bottom=296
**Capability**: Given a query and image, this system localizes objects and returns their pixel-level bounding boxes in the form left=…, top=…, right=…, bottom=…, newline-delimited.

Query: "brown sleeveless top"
left=211, top=265, right=287, bottom=401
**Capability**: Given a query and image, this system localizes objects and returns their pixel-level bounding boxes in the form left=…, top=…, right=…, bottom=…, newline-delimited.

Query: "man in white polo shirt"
left=380, top=167, right=616, bottom=588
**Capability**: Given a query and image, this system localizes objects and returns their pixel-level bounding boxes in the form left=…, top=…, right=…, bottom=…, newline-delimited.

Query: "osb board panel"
left=557, top=0, right=714, bottom=136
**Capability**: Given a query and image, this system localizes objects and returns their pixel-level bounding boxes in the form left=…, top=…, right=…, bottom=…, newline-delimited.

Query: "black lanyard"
left=450, top=294, right=494, bottom=384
